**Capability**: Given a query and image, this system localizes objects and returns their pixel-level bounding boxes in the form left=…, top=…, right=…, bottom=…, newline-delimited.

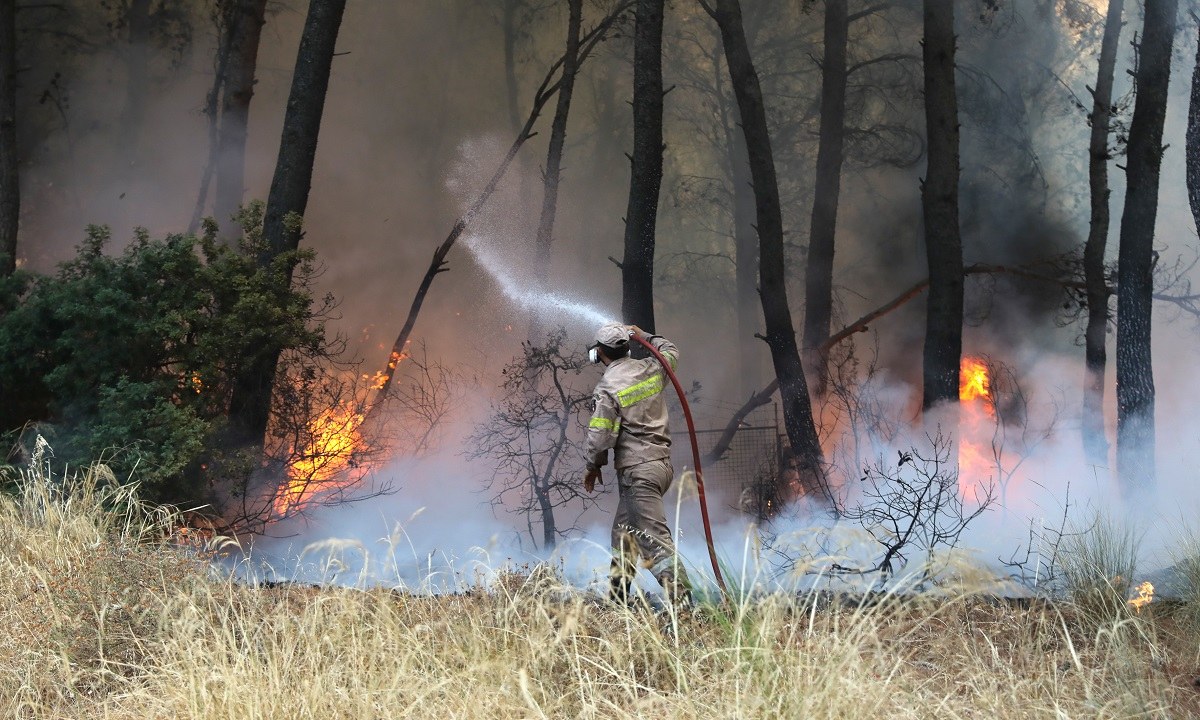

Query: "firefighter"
left=583, top=322, right=694, bottom=608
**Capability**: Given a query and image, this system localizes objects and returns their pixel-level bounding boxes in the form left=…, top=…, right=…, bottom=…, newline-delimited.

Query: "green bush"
left=0, top=203, right=332, bottom=506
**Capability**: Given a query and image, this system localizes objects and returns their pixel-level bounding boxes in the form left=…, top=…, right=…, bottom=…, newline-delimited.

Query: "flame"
left=274, top=402, right=367, bottom=517
left=1128, top=580, right=1154, bottom=612
left=363, top=349, right=409, bottom=390
left=958, top=356, right=995, bottom=498
left=960, top=358, right=992, bottom=406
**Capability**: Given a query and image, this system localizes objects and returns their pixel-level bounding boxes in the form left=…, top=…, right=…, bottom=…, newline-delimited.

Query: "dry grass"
left=2, top=462, right=1199, bottom=719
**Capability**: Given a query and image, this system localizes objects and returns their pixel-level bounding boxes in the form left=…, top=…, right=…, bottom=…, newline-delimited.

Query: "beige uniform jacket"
left=583, top=335, right=678, bottom=472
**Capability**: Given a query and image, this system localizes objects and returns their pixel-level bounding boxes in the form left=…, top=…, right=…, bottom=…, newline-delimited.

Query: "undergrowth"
left=1, top=459, right=1198, bottom=719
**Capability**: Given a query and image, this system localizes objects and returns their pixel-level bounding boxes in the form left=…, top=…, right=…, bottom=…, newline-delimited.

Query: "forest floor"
left=2, top=467, right=1200, bottom=719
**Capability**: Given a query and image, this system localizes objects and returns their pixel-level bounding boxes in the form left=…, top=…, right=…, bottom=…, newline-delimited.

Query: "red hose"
left=631, top=334, right=728, bottom=595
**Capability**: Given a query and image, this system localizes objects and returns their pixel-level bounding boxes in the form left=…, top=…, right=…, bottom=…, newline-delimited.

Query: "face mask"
left=588, top=347, right=600, bottom=364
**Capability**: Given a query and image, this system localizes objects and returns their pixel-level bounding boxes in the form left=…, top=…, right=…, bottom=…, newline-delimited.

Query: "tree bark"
left=0, top=0, right=17, bottom=277
left=620, top=0, right=665, bottom=332
left=503, top=0, right=523, bottom=135
left=528, top=0, right=582, bottom=343
left=1082, top=0, right=1124, bottom=465
left=1186, top=17, right=1200, bottom=240
left=228, top=0, right=347, bottom=444
left=802, top=0, right=849, bottom=394
left=1116, top=0, right=1179, bottom=493
left=213, top=0, right=269, bottom=232
left=710, top=0, right=830, bottom=503
left=714, top=44, right=760, bottom=396
left=260, top=0, right=346, bottom=266
left=119, top=0, right=151, bottom=169
left=919, top=0, right=963, bottom=411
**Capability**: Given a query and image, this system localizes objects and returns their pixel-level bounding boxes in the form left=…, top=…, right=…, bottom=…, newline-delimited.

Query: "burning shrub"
left=0, top=203, right=337, bottom=512
left=1058, top=511, right=1142, bottom=626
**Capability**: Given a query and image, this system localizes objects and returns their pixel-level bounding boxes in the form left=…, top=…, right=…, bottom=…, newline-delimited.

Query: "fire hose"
left=630, top=333, right=728, bottom=595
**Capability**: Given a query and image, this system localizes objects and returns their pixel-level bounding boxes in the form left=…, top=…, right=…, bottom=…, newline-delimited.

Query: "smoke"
left=13, top=1, right=1200, bottom=594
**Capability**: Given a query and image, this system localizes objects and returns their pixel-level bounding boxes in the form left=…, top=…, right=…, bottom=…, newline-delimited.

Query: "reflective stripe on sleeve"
left=589, top=417, right=621, bottom=432
left=616, top=373, right=664, bottom=407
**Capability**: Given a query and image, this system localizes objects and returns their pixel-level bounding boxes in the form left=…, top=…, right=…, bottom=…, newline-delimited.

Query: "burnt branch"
left=363, top=0, right=634, bottom=416
left=833, top=432, right=995, bottom=580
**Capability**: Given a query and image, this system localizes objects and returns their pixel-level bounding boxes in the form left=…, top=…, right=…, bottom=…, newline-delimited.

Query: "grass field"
left=2, top=463, right=1199, bottom=719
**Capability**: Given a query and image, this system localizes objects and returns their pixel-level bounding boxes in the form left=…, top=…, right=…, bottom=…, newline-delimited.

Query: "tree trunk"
left=714, top=44, right=761, bottom=396
left=536, top=483, right=556, bottom=549
left=1116, top=0, right=1179, bottom=494
left=528, top=0, right=582, bottom=343
left=711, top=0, right=830, bottom=503
left=119, top=0, right=151, bottom=169
left=213, top=0, right=269, bottom=232
left=503, top=0, right=523, bottom=135
left=0, top=0, right=17, bottom=277
left=919, top=0, right=963, bottom=411
left=228, top=0, right=347, bottom=444
left=1082, top=0, right=1124, bottom=465
left=621, top=0, right=665, bottom=332
left=802, top=0, right=849, bottom=394
left=1186, top=17, right=1200, bottom=239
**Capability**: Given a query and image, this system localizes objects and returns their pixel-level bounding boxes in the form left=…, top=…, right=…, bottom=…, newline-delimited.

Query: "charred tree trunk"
left=919, top=0, right=963, bottom=411
left=213, top=0, right=269, bottom=232
left=0, top=0, right=17, bottom=277
left=119, top=0, right=151, bottom=170
left=1116, top=0, right=1179, bottom=493
left=228, top=0, right=347, bottom=444
left=528, top=0, right=582, bottom=342
left=710, top=0, right=830, bottom=503
left=714, top=44, right=761, bottom=396
left=260, top=0, right=345, bottom=266
left=1082, top=0, right=1124, bottom=465
left=503, top=0, right=524, bottom=135
left=802, top=0, right=849, bottom=394
left=502, top=0, right=538, bottom=264
left=1186, top=16, right=1200, bottom=236
left=536, top=482, right=557, bottom=549
left=621, top=0, right=665, bottom=332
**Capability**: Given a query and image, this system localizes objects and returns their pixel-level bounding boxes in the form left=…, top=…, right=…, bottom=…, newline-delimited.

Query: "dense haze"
left=10, top=0, right=1200, bottom=588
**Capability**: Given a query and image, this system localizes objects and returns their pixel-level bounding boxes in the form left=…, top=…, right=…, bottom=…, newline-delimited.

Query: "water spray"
left=630, top=332, right=728, bottom=595
left=461, top=229, right=727, bottom=592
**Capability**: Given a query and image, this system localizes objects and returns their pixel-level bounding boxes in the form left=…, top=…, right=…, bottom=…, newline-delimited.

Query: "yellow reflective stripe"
left=616, top=373, right=664, bottom=407
left=589, top=417, right=620, bottom=432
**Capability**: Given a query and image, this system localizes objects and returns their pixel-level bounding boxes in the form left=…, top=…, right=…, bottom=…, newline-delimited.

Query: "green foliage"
left=0, top=202, right=332, bottom=505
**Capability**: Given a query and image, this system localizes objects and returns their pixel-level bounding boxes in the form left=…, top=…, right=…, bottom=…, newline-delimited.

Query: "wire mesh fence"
left=670, top=404, right=784, bottom=518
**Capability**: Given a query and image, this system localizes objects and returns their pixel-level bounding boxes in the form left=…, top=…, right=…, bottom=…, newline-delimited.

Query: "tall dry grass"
left=1, top=457, right=1198, bottom=719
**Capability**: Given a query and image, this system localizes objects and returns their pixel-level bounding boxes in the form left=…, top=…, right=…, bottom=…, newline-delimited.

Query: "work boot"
left=609, top=575, right=633, bottom=606
left=656, top=570, right=695, bottom=612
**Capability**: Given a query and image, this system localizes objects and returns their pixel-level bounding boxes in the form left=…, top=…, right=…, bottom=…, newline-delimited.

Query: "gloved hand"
left=628, top=324, right=646, bottom=339
left=584, top=467, right=602, bottom=493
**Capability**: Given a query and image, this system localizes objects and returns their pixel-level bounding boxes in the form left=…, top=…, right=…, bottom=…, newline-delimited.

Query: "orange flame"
left=362, top=350, right=409, bottom=390
left=274, top=403, right=367, bottom=517
left=958, top=356, right=995, bottom=497
left=1128, top=580, right=1154, bottom=612
left=959, top=357, right=993, bottom=408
